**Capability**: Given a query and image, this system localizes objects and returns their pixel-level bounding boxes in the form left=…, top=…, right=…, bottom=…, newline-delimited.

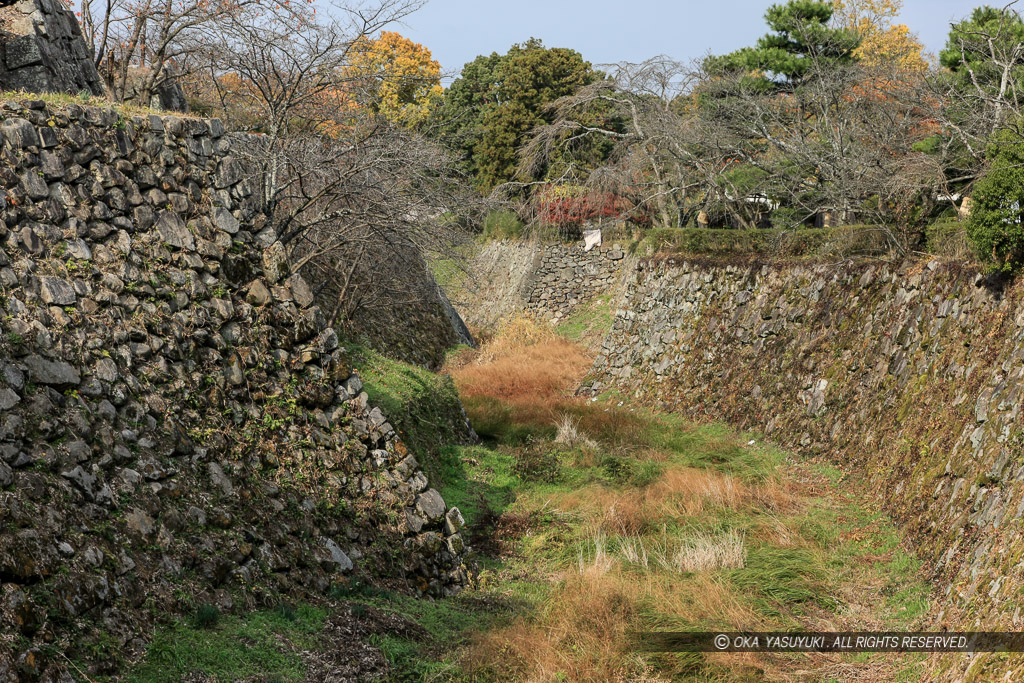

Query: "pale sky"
left=398, top=0, right=976, bottom=82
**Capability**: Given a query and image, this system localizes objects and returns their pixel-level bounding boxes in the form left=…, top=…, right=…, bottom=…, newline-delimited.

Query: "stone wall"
left=583, top=256, right=1024, bottom=681
left=0, top=100, right=468, bottom=680
left=456, top=239, right=632, bottom=329
left=0, top=0, right=104, bottom=96
left=524, top=243, right=629, bottom=323
left=455, top=240, right=544, bottom=331
left=339, top=238, right=474, bottom=369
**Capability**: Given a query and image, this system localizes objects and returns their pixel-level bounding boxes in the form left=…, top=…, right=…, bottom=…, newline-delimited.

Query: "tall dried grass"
left=448, top=314, right=592, bottom=403
left=649, top=572, right=764, bottom=632
left=654, top=530, right=746, bottom=573
left=453, top=338, right=591, bottom=402
left=554, top=414, right=598, bottom=450
left=464, top=530, right=755, bottom=681
left=462, top=563, right=653, bottom=682
left=543, top=466, right=758, bottom=535
left=618, top=534, right=649, bottom=568
left=578, top=527, right=614, bottom=574
left=646, top=468, right=748, bottom=515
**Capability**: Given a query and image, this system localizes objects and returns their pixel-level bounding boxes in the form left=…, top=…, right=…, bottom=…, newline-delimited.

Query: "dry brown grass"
left=541, top=466, right=762, bottom=535
left=754, top=513, right=800, bottom=548
left=447, top=314, right=592, bottom=403
left=462, top=548, right=772, bottom=682
left=463, top=560, right=666, bottom=682
left=657, top=573, right=765, bottom=631
left=452, top=338, right=591, bottom=402
left=654, top=530, right=746, bottom=573
left=646, top=467, right=747, bottom=514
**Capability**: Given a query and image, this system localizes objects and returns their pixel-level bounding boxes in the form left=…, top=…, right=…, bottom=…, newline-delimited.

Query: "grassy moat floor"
left=121, top=314, right=932, bottom=682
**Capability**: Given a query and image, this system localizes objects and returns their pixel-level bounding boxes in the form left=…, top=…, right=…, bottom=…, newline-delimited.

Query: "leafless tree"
left=517, top=56, right=704, bottom=229
left=190, top=0, right=476, bottom=327
left=522, top=54, right=944, bottom=250
left=77, top=0, right=262, bottom=105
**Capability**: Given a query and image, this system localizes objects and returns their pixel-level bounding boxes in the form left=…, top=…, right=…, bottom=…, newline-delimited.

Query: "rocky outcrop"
left=0, top=0, right=104, bottom=96
left=0, top=99, right=467, bottom=680
left=436, top=282, right=475, bottom=348
left=456, top=240, right=545, bottom=330
left=583, top=256, right=1024, bottom=681
left=330, top=236, right=474, bottom=369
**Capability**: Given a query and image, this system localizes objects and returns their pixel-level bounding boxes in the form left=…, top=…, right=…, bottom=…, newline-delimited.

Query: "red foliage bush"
left=536, top=185, right=634, bottom=231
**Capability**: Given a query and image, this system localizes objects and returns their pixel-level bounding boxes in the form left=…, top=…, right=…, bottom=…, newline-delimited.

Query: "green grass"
left=346, top=340, right=468, bottom=470
left=433, top=443, right=519, bottom=528
left=368, top=590, right=517, bottom=679
left=126, top=605, right=328, bottom=682
left=805, top=482, right=932, bottom=627
left=730, top=546, right=835, bottom=620
left=555, top=294, right=615, bottom=345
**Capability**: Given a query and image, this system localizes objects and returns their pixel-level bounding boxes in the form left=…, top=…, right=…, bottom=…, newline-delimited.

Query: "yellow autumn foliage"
left=833, top=0, right=928, bottom=73
left=346, top=31, right=443, bottom=128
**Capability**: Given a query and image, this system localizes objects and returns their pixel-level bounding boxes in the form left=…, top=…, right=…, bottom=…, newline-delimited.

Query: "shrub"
left=966, top=130, right=1024, bottom=272
left=635, top=225, right=889, bottom=259
left=925, top=217, right=972, bottom=259
left=482, top=210, right=524, bottom=240
left=768, top=207, right=806, bottom=229
left=535, top=184, right=634, bottom=237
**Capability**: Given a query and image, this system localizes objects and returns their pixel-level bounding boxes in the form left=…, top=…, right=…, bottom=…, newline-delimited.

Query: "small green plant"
left=512, top=438, right=561, bottom=483
left=327, top=578, right=388, bottom=600
left=274, top=604, right=298, bottom=622
left=482, top=210, right=524, bottom=241
left=191, top=603, right=220, bottom=629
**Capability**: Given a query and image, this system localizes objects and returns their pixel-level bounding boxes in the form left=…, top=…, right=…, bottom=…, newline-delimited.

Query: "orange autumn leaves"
left=316, top=31, right=442, bottom=136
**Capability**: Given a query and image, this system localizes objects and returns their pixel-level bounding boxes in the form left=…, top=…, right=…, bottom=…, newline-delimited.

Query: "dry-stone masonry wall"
left=0, top=0, right=104, bottom=96
left=583, top=257, right=1024, bottom=682
left=457, top=239, right=632, bottom=329
left=0, top=99, right=468, bottom=680
left=524, top=243, right=629, bottom=323
left=456, top=240, right=544, bottom=331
